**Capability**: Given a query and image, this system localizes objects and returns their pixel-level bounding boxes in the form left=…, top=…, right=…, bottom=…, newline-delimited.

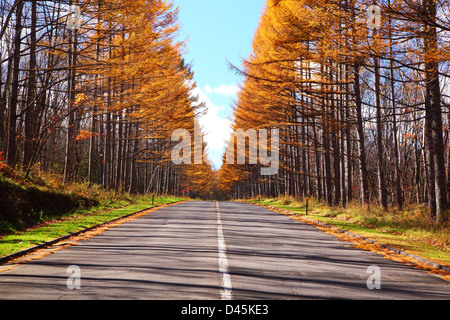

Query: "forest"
left=0, top=0, right=449, bottom=224
left=0, top=0, right=216, bottom=199
left=219, top=0, right=449, bottom=223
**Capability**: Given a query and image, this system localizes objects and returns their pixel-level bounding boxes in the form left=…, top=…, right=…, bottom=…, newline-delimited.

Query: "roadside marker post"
left=306, top=198, right=309, bottom=215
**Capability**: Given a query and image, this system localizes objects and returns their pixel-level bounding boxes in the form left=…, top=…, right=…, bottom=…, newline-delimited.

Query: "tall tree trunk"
left=339, top=64, right=347, bottom=207
left=373, top=33, right=388, bottom=210
left=345, top=64, right=353, bottom=204
left=7, top=0, right=23, bottom=166
left=388, top=0, right=403, bottom=210
left=104, top=110, right=111, bottom=188
left=424, top=101, right=437, bottom=219
left=323, top=65, right=333, bottom=206
left=353, top=62, right=369, bottom=207
left=24, top=0, right=37, bottom=170
left=389, top=55, right=402, bottom=210
left=423, top=0, right=448, bottom=222
left=88, top=99, right=97, bottom=183
left=89, top=0, right=102, bottom=184
left=128, top=120, right=139, bottom=194
left=448, top=103, right=450, bottom=203
left=0, top=55, right=12, bottom=153
left=64, top=0, right=78, bottom=183
left=312, top=115, right=322, bottom=201
left=330, top=66, right=341, bottom=206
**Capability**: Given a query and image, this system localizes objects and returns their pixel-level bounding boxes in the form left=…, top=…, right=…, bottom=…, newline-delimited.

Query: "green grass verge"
left=246, top=197, right=449, bottom=266
left=0, top=196, right=184, bottom=258
left=0, top=162, right=187, bottom=258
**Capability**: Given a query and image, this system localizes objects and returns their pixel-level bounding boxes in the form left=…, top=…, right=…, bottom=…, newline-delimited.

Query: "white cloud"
left=212, top=84, right=239, bottom=97
left=204, top=85, right=213, bottom=94
left=203, top=84, right=239, bottom=98
left=191, top=86, right=233, bottom=169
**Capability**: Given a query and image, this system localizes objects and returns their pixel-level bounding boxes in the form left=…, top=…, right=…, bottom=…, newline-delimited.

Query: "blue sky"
left=173, top=0, right=267, bottom=169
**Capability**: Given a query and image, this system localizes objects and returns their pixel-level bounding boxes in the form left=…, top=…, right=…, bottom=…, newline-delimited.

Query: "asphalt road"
left=0, top=201, right=448, bottom=300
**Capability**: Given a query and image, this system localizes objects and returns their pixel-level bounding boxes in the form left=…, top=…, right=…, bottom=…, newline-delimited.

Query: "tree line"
left=0, top=0, right=215, bottom=198
left=219, top=0, right=449, bottom=223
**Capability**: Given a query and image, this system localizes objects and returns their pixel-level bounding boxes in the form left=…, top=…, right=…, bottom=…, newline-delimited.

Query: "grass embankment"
left=0, top=165, right=185, bottom=258
left=246, top=197, right=449, bottom=267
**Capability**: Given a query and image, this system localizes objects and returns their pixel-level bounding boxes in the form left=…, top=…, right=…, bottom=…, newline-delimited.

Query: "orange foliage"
left=0, top=151, right=6, bottom=171
left=75, top=130, right=96, bottom=141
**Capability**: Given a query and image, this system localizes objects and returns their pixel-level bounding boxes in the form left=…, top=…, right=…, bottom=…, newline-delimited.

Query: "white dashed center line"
left=216, top=201, right=233, bottom=300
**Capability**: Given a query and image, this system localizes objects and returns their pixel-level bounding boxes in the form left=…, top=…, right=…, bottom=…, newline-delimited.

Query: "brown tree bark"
left=353, top=62, right=369, bottom=207
left=23, top=0, right=37, bottom=170
left=422, top=0, right=448, bottom=222
left=7, top=0, right=23, bottom=166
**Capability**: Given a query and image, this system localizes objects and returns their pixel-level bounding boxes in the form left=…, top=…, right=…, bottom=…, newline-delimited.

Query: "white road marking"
left=216, top=201, right=233, bottom=300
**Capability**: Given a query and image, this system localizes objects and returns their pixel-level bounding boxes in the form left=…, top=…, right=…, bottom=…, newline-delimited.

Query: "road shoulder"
left=244, top=201, right=450, bottom=281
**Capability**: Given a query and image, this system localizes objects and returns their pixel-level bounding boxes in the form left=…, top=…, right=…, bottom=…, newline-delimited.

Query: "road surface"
left=0, top=201, right=448, bottom=300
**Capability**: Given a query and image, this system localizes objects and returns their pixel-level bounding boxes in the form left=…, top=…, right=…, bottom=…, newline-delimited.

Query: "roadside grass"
left=0, top=195, right=184, bottom=258
left=0, top=163, right=185, bottom=258
left=246, top=196, right=449, bottom=267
